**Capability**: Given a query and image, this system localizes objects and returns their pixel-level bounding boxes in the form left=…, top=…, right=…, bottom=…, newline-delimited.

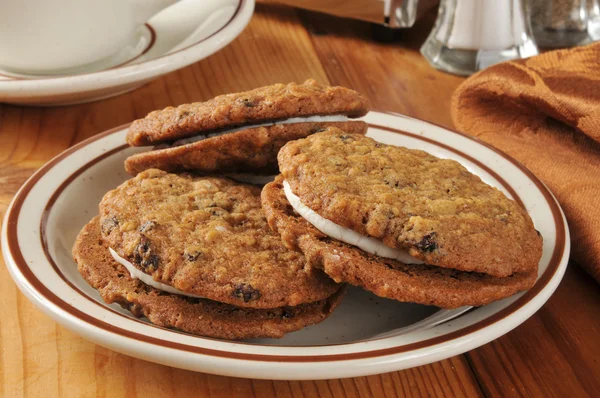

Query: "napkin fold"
left=451, top=43, right=600, bottom=283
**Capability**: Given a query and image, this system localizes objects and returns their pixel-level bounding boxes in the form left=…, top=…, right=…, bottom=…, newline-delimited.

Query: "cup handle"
left=148, top=0, right=241, bottom=54
left=131, top=0, right=178, bottom=26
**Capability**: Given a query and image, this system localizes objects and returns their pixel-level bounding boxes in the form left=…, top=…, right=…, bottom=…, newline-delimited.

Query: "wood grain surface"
left=1, top=4, right=599, bottom=397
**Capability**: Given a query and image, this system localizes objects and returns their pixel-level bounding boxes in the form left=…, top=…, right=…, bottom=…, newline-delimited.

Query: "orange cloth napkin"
left=451, top=43, right=600, bottom=283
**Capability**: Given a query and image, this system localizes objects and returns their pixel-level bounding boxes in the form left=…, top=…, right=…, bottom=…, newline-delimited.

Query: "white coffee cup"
left=0, top=0, right=179, bottom=73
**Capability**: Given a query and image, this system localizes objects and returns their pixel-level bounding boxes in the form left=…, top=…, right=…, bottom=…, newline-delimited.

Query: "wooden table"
left=1, top=5, right=599, bottom=397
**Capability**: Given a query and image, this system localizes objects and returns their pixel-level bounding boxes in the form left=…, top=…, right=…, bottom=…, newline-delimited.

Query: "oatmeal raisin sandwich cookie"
left=261, top=128, right=543, bottom=309
left=97, top=169, right=340, bottom=309
left=124, top=80, right=370, bottom=178
left=72, top=169, right=343, bottom=339
left=73, top=217, right=344, bottom=340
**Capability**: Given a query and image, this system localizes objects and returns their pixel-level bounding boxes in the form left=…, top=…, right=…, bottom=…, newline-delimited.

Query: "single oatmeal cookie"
left=99, top=169, right=340, bottom=309
left=277, top=129, right=542, bottom=278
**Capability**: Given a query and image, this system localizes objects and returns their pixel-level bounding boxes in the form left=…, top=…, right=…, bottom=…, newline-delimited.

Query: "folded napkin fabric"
left=451, top=43, right=600, bottom=283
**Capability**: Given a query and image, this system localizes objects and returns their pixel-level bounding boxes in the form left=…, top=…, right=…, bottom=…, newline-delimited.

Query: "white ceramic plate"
left=2, top=112, right=569, bottom=380
left=0, top=0, right=254, bottom=106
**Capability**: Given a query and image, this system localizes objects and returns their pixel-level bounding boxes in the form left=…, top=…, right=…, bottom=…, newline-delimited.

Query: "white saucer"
left=0, top=0, right=254, bottom=106
left=1, top=112, right=569, bottom=379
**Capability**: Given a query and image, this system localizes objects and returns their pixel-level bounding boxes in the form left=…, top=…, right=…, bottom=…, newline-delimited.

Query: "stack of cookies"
left=73, top=80, right=369, bottom=339
left=73, top=80, right=542, bottom=340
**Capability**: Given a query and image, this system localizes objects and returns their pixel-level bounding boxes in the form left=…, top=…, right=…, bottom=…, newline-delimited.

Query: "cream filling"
left=226, top=173, right=277, bottom=185
left=283, top=181, right=424, bottom=264
left=172, top=115, right=350, bottom=146
left=109, top=247, right=204, bottom=298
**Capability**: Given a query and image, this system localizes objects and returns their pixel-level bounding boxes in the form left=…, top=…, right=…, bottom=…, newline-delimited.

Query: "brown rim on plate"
left=4, top=114, right=566, bottom=362
left=0, top=0, right=244, bottom=82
